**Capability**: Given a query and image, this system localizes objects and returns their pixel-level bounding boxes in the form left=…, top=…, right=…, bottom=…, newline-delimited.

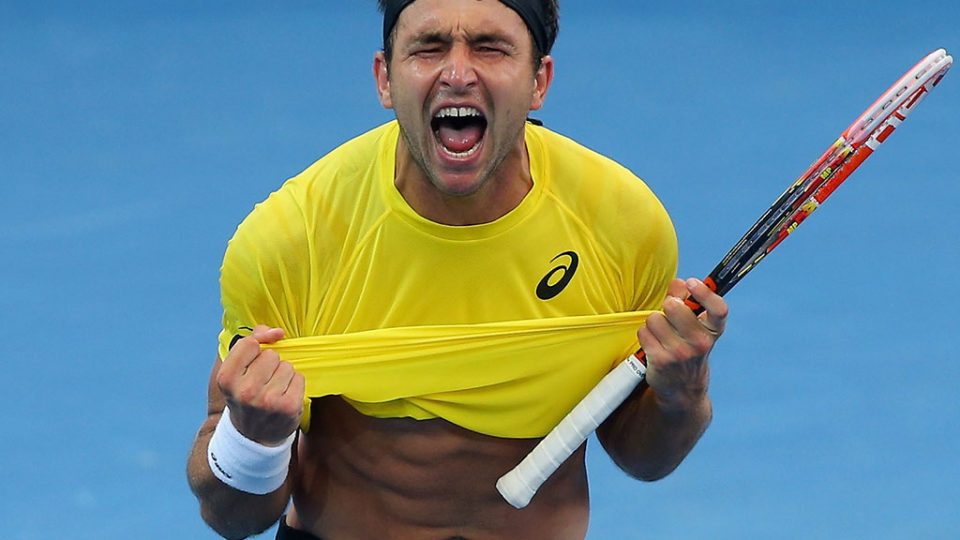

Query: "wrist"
left=207, top=406, right=296, bottom=495
left=654, top=387, right=711, bottom=416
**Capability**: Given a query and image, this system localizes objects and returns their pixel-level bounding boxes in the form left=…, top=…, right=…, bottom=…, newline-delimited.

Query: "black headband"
left=382, top=0, right=554, bottom=56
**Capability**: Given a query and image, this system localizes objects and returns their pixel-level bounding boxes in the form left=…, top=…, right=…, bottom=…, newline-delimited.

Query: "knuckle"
left=292, top=373, right=306, bottom=393
left=276, top=361, right=294, bottom=377
left=235, top=384, right=260, bottom=405
left=646, top=313, right=667, bottom=332
left=279, top=398, right=303, bottom=419
left=260, top=393, right=279, bottom=412
left=216, top=371, right=238, bottom=394
left=248, top=353, right=278, bottom=375
left=224, top=338, right=257, bottom=364
left=637, top=327, right=650, bottom=343
left=259, top=349, right=281, bottom=366
left=661, top=299, right=682, bottom=315
left=234, top=335, right=259, bottom=354
left=261, top=394, right=298, bottom=419
left=673, top=341, right=696, bottom=361
left=646, top=353, right=663, bottom=370
left=647, top=347, right=673, bottom=368
left=691, top=335, right=712, bottom=356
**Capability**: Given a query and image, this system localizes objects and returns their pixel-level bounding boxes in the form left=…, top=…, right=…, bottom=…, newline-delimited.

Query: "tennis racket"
left=497, top=48, right=953, bottom=509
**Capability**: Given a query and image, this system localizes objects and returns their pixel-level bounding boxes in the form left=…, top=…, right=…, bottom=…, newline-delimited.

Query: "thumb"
left=251, top=324, right=285, bottom=344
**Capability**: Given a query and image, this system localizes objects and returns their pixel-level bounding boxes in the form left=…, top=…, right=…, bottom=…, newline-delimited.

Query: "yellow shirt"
left=218, top=121, right=677, bottom=438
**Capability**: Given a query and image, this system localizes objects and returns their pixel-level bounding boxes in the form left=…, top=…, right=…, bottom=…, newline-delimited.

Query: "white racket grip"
left=496, top=354, right=648, bottom=509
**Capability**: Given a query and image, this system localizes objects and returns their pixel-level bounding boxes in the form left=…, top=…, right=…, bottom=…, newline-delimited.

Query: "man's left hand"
left=638, top=277, right=728, bottom=411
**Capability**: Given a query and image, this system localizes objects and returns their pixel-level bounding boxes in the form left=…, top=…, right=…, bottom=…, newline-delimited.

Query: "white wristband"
left=207, top=406, right=296, bottom=495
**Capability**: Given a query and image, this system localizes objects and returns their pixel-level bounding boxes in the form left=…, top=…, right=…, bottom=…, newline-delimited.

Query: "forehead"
left=395, top=0, right=530, bottom=44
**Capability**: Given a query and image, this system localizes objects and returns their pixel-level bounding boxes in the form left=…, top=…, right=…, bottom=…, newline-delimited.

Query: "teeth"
left=440, top=140, right=482, bottom=159
left=434, top=106, right=482, bottom=119
left=432, top=106, right=485, bottom=158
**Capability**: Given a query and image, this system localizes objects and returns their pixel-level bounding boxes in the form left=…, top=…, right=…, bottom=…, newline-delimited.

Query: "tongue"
left=438, top=124, right=484, bottom=153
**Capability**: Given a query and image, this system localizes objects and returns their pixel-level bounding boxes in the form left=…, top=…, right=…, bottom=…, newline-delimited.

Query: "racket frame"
left=496, top=49, right=953, bottom=510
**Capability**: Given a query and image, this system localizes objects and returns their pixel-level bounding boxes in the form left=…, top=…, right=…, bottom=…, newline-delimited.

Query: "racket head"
left=844, top=49, right=952, bottom=145
left=707, top=49, right=952, bottom=296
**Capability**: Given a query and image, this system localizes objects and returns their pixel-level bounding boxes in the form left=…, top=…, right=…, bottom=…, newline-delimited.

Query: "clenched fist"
left=217, top=325, right=305, bottom=445
left=639, top=277, right=727, bottom=409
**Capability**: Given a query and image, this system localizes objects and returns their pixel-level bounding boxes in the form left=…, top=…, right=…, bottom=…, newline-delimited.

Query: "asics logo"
left=536, top=251, right=579, bottom=300
left=228, top=326, right=254, bottom=350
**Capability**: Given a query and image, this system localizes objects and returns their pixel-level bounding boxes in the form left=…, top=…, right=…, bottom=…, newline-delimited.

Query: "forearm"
left=187, top=416, right=292, bottom=539
left=597, top=383, right=712, bottom=481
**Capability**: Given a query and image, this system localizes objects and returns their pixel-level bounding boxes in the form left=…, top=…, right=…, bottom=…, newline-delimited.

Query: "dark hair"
left=377, top=0, right=559, bottom=68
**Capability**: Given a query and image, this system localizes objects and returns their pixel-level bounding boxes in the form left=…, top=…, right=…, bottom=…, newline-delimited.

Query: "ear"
left=373, top=50, right=393, bottom=109
left=529, top=55, right=555, bottom=111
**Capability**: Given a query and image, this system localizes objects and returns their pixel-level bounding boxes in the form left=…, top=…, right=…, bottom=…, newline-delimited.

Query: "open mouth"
left=430, top=106, right=488, bottom=159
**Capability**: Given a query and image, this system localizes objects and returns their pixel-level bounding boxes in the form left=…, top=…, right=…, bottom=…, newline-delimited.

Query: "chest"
left=314, top=212, right=627, bottom=333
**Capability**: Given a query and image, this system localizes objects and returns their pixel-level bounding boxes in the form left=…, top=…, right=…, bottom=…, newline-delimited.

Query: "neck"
left=393, top=136, right=533, bottom=226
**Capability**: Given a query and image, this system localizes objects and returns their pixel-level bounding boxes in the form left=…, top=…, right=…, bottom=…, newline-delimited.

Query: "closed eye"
left=413, top=47, right=444, bottom=58
left=477, top=46, right=507, bottom=55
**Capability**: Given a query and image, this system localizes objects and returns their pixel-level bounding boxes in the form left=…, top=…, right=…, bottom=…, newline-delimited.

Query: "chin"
left=430, top=173, right=487, bottom=197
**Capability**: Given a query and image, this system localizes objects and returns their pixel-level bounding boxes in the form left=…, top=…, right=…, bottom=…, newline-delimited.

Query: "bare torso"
left=286, top=397, right=590, bottom=540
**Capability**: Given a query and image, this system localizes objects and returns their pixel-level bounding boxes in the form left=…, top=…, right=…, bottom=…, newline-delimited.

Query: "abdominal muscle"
left=286, top=397, right=591, bottom=540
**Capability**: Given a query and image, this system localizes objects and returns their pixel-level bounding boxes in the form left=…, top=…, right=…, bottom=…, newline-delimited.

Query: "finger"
left=264, top=361, right=296, bottom=396
left=643, top=308, right=689, bottom=357
left=287, top=371, right=307, bottom=402
left=284, top=373, right=307, bottom=417
left=241, top=348, right=282, bottom=387
left=685, top=278, right=728, bottom=335
left=640, top=311, right=711, bottom=400
left=637, top=323, right=665, bottom=355
left=257, top=363, right=302, bottom=420
left=658, top=296, right=718, bottom=358
left=269, top=372, right=304, bottom=424
left=638, top=323, right=692, bottom=386
left=662, top=295, right=704, bottom=335
left=252, top=325, right=285, bottom=344
left=219, top=325, right=285, bottom=380
left=219, top=335, right=264, bottom=379
left=665, top=277, right=688, bottom=300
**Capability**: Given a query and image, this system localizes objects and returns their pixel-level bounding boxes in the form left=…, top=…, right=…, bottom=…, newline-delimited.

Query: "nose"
left=439, top=43, right=478, bottom=90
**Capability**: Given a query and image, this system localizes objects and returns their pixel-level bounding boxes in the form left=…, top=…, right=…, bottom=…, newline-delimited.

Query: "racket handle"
left=496, top=353, right=648, bottom=509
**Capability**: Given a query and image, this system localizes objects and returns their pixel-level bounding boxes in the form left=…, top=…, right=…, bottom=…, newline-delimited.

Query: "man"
left=187, top=1, right=728, bottom=539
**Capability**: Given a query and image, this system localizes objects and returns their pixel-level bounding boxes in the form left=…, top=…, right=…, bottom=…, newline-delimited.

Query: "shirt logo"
left=228, top=326, right=254, bottom=350
left=536, top=251, right=579, bottom=300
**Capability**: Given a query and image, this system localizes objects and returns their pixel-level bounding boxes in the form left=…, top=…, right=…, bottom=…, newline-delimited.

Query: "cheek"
left=386, top=83, right=415, bottom=116
left=491, top=89, right=537, bottom=122
left=490, top=72, right=537, bottom=108
left=391, top=75, right=432, bottom=112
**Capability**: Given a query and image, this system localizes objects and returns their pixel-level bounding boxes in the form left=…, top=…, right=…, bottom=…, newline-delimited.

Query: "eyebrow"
left=405, top=30, right=519, bottom=51
left=468, top=31, right=518, bottom=50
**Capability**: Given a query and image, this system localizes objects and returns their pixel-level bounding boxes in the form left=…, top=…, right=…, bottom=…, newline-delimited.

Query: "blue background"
left=1, top=1, right=957, bottom=538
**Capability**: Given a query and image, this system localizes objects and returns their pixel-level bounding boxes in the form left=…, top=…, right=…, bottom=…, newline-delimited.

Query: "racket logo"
left=536, top=251, right=579, bottom=300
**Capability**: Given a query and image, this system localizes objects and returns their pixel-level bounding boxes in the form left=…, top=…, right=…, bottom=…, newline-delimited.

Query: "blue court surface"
left=1, top=2, right=957, bottom=538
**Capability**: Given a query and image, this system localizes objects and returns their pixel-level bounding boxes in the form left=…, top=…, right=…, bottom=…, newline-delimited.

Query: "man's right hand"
left=216, top=325, right=305, bottom=446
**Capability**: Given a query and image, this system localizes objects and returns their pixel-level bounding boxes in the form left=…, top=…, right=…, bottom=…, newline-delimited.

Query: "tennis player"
left=187, top=1, right=728, bottom=539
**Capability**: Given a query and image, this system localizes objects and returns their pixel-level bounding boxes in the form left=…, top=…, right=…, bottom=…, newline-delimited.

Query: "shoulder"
left=529, top=124, right=661, bottom=202
left=301, top=121, right=397, bottom=178
left=527, top=123, right=675, bottom=249
left=230, top=121, right=398, bottom=242
left=527, top=124, right=678, bottom=308
left=282, top=121, right=398, bottom=204
left=217, top=123, right=398, bottom=353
